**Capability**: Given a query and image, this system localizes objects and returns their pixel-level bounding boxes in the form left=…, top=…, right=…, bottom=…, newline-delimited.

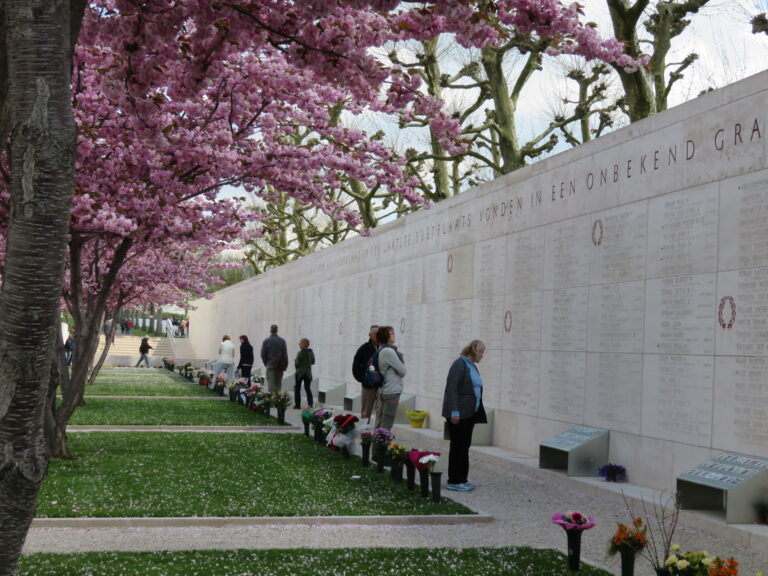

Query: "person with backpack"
left=374, top=325, right=406, bottom=432
left=352, top=325, right=378, bottom=421
left=135, top=337, right=153, bottom=368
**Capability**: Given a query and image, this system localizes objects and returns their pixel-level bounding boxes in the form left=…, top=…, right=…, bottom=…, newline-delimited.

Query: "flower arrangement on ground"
left=665, top=546, right=739, bottom=576
left=409, top=450, right=440, bottom=470
left=387, top=443, right=408, bottom=463
left=599, top=462, right=627, bottom=482
left=301, top=408, right=316, bottom=425
left=608, top=517, right=647, bottom=555
left=551, top=510, right=597, bottom=531
left=333, top=414, right=359, bottom=435
left=271, top=391, right=292, bottom=410
left=359, top=431, right=373, bottom=446
left=372, top=428, right=394, bottom=447
left=312, top=408, right=332, bottom=427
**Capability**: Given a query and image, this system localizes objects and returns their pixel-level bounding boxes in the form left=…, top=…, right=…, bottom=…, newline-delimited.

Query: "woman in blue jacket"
left=441, top=339, right=486, bottom=492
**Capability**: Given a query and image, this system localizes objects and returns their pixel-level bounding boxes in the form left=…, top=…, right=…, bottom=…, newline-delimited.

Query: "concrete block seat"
left=317, top=379, right=346, bottom=406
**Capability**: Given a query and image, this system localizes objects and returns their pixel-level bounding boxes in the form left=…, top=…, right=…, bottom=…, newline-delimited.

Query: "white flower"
left=666, top=555, right=678, bottom=566
left=702, top=557, right=713, bottom=566
left=676, top=560, right=689, bottom=570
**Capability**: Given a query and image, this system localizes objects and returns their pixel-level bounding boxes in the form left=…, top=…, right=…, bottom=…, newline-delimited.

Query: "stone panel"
left=587, top=281, right=645, bottom=353
left=502, top=291, right=542, bottom=351
left=718, top=169, right=768, bottom=271
left=500, top=349, right=540, bottom=416
left=541, top=287, right=588, bottom=351
left=539, top=351, right=586, bottom=423
left=715, top=267, right=768, bottom=357
left=588, top=202, right=648, bottom=284
left=584, top=353, right=642, bottom=434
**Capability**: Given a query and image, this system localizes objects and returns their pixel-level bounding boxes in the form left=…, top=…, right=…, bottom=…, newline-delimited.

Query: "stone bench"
left=343, top=389, right=362, bottom=412
left=394, top=393, right=416, bottom=425
left=443, top=408, right=494, bottom=446
left=317, top=379, right=346, bottom=406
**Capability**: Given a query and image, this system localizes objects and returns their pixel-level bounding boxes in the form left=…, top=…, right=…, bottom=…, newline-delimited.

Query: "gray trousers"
left=374, top=392, right=400, bottom=431
left=266, top=368, right=283, bottom=393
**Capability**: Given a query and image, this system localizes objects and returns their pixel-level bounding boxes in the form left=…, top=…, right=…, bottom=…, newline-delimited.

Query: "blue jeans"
left=135, top=353, right=150, bottom=368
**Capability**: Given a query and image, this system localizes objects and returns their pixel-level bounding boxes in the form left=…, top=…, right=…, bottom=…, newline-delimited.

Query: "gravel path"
left=24, top=415, right=768, bottom=575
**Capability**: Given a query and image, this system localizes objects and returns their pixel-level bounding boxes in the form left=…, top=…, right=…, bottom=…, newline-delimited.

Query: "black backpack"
left=363, top=349, right=384, bottom=389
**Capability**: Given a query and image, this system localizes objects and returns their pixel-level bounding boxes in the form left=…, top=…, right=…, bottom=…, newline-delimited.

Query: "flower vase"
left=406, top=461, right=416, bottom=490
left=314, top=425, right=322, bottom=443
left=341, top=447, right=351, bottom=459
left=430, top=471, right=442, bottom=503
left=565, top=529, right=582, bottom=572
left=419, top=469, right=429, bottom=498
left=361, top=443, right=371, bottom=467
left=303, top=421, right=310, bottom=437
left=376, top=457, right=385, bottom=474
left=390, top=462, right=404, bottom=483
left=654, top=569, right=671, bottom=576
left=277, top=407, right=286, bottom=425
left=619, top=548, right=636, bottom=576
left=319, top=430, right=328, bottom=445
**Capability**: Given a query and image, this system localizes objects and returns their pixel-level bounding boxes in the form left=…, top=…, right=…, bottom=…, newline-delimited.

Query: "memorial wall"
left=189, top=70, right=768, bottom=490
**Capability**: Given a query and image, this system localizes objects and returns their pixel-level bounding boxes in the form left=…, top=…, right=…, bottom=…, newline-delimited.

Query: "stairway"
left=95, top=334, right=173, bottom=367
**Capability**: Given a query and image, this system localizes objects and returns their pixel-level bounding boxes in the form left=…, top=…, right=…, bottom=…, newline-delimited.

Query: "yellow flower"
left=666, top=555, right=678, bottom=566
left=702, top=551, right=709, bottom=557
left=677, top=560, right=690, bottom=570
left=702, top=557, right=713, bottom=566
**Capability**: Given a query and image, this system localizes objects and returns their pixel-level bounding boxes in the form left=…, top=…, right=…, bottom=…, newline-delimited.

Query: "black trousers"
left=294, top=374, right=313, bottom=407
left=446, top=418, right=475, bottom=485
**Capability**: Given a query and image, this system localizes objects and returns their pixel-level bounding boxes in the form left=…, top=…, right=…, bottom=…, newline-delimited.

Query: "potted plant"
left=608, top=517, right=647, bottom=576
left=372, top=428, right=394, bottom=472
left=271, top=391, right=292, bottom=424
left=665, top=547, right=738, bottom=576
left=359, top=431, right=372, bottom=467
left=551, top=510, right=597, bottom=571
left=598, top=462, right=627, bottom=482
left=387, top=443, right=408, bottom=482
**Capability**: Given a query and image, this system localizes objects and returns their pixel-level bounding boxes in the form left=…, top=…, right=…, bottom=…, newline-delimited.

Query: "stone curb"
left=31, top=514, right=494, bottom=529
left=68, top=425, right=300, bottom=433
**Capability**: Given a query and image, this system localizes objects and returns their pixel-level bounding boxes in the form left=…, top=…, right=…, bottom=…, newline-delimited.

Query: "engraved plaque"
left=541, top=287, right=588, bottom=351
left=500, top=349, right=540, bottom=416
left=647, top=184, right=719, bottom=278
left=503, top=291, right=543, bottom=351
left=719, top=172, right=768, bottom=271
left=589, top=203, right=648, bottom=284
left=712, top=356, right=768, bottom=458
left=540, top=351, right=586, bottom=422
left=641, top=354, right=714, bottom=445
left=472, top=296, right=504, bottom=350
left=506, top=228, right=545, bottom=294
left=716, top=268, right=768, bottom=357
left=585, top=353, right=642, bottom=434
left=644, top=274, right=716, bottom=355
left=587, top=281, right=645, bottom=353
left=543, top=216, right=590, bottom=289
left=475, top=237, right=507, bottom=297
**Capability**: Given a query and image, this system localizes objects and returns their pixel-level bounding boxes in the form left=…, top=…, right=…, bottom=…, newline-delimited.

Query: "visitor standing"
left=352, top=325, right=378, bottom=421
left=261, top=324, right=288, bottom=393
left=64, top=329, right=75, bottom=367
left=442, top=339, right=486, bottom=492
left=135, top=337, right=153, bottom=368
left=293, top=338, right=315, bottom=409
left=215, top=335, right=236, bottom=381
left=374, top=325, right=405, bottom=432
left=237, top=335, right=254, bottom=383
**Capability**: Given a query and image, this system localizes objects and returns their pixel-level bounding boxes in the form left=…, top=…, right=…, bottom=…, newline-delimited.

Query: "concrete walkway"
left=24, top=410, right=768, bottom=575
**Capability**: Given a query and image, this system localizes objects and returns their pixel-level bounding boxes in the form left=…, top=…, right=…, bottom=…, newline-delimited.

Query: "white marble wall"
left=190, top=70, right=768, bottom=490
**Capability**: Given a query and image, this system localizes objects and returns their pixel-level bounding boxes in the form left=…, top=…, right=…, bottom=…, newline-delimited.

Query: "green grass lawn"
left=19, top=547, right=612, bottom=576
left=66, top=397, right=277, bottom=426
left=84, top=368, right=211, bottom=396
left=37, top=432, right=471, bottom=517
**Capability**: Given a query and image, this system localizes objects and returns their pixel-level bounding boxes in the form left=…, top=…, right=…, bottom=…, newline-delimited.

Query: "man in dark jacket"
left=352, top=325, right=378, bottom=421
left=135, top=337, right=153, bottom=368
left=261, top=324, right=288, bottom=392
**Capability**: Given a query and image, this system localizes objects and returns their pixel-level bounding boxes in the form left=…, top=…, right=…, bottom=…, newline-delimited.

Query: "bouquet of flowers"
left=301, top=408, right=316, bottom=424
left=599, top=462, right=627, bottom=482
left=359, top=431, right=373, bottom=446
left=333, top=414, right=359, bottom=435
left=387, top=443, right=408, bottom=463
left=372, top=428, right=394, bottom=448
left=665, top=547, right=739, bottom=576
left=608, top=517, right=647, bottom=554
left=271, top=391, right=292, bottom=410
left=551, top=510, right=596, bottom=531
left=313, top=408, right=332, bottom=427
left=418, top=452, right=440, bottom=471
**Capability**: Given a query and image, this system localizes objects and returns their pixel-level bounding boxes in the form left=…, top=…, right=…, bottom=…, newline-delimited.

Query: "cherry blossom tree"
left=0, top=1, right=641, bottom=572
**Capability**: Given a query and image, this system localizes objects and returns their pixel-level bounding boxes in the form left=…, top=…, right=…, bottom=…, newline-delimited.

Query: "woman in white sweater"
left=215, top=335, right=236, bottom=381
left=374, top=325, right=406, bottom=431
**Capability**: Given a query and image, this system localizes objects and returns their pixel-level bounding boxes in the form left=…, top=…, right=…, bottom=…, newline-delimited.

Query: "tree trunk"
left=0, top=2, right=81, bottom=572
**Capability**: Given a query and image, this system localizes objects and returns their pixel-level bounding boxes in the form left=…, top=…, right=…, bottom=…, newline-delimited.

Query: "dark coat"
left=441, top=357, right=478, bottom=421
left=238, top=341, right=254, bottom=369
left=260, top=334, right=287, bottom=369
left=139, top=340, right=153, bottom=355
